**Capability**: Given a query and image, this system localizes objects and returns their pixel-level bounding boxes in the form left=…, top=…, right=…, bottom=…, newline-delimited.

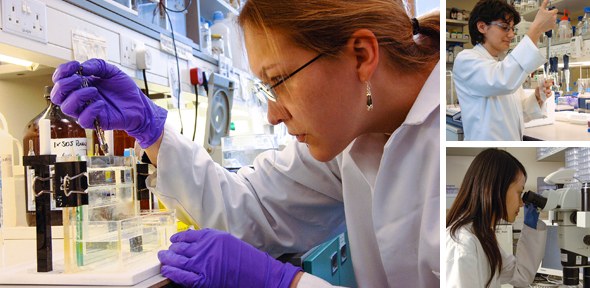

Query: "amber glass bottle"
left=22, top=86, right=88, bottom=226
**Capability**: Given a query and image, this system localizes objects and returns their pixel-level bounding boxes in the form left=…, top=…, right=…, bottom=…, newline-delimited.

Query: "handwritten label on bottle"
left=50, top=138, right=87, bottom=160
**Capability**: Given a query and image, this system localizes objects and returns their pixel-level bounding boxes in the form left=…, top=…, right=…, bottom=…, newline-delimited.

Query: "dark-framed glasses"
left=489, top=21, right=517, bottom=33
left=253, top=53, right=323, bottom=102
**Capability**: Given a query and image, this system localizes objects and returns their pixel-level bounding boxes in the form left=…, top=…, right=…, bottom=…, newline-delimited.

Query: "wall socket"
left=1, top=0, right=47, bottom=43
left=120, top=35, right=138, bottom=69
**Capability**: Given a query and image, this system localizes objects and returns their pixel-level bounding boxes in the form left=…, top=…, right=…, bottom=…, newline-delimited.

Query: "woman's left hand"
left=535, top=78, right=553, bottom=107
left=158, top=229, right=302, bottom=288
left=524, top=203, right=540, bottom=229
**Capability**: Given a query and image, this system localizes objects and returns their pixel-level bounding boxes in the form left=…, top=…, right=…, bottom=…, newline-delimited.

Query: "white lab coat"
left=446, top=222, right=547, bottom=288
left=453, top=35, right=546, bottom=140
left=147, top=63, right=440, bottom=288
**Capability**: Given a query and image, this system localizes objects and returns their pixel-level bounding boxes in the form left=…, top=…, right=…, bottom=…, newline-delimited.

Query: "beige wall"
left=0, top=76, right=53, bottom=142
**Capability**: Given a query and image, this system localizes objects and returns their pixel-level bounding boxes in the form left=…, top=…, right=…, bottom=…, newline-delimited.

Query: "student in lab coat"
left=446, top=148, right=547, bottom=288
left=452, top=0, right=557, bottom=141
left=50, top=0, right=440, bottom=287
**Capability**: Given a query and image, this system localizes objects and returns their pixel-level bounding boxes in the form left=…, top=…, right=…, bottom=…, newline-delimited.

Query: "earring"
left=366, top=81, right=373, bottom=111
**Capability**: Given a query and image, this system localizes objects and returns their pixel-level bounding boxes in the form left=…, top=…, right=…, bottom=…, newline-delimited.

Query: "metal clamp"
left=32, top=176, right=54, bottom=197
left=60, top=172, right=88, bottom=197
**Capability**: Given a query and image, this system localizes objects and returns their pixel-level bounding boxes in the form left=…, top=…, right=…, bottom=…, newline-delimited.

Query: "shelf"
left=446, top=19, right=468, bottom=27
left=537, top=147, right=566, bottom=162
left=200, top=0, right=239, bottom=22
left=522, top=0, right=588, bottom=22
left=447, top=38, right=469, bottom=43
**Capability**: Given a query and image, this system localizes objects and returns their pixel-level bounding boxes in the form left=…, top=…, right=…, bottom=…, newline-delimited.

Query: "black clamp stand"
left=22, top=155, right=89, bottom=273
left=136, top=163, right=150, bottom=210
left=22, top=155, right=56, bottom=273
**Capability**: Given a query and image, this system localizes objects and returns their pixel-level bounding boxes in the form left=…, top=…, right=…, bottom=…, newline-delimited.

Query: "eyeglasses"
left=253, top=54, right=323, bottom=102
left=489, top=21, right=517, bottom=33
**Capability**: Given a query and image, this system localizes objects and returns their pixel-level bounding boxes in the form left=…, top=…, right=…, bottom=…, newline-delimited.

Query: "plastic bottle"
left=22, top=86, right=88, bottom=226
left=211, top=34, right=225, bottom=57
left=210, top=11, right=232, bottom=61
left=575, top=15, right=584, bottom=36
left=582, top=7, right=590, bottom=36
left=558, top=11, right=572, bottom=42
left=200, top=17, right=212, bottom=55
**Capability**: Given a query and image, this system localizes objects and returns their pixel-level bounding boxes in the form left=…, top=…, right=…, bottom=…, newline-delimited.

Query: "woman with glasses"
left=452, top=0, right=557, bottom=141
left=446, top=149, right=546, bottom=287
left=50, top=0, right=440, bottom=287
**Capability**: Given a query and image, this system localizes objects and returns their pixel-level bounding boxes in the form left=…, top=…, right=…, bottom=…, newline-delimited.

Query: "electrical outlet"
left=120, top=35, right=138, bottom=69
left=1, top=0, right=47, bottom=43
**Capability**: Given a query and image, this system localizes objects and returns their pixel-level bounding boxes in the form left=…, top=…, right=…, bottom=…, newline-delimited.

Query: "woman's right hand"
left=51, top=58, right=167, bottom=148
left=528, top=0, right=558, bottom=42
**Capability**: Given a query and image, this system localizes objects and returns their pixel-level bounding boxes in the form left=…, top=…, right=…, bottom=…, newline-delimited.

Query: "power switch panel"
left=1, top=0, right=48, bottom=43
left=120, top=35, right=138, bottom=69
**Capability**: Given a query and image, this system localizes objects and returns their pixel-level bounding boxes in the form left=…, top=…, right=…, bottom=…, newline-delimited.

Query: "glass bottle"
left=113, top=130, right=136, bottom=156
left=22, top=86, right=88, bottom=226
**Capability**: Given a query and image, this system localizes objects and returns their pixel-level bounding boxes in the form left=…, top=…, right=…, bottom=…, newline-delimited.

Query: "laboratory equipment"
left=78, top=67, right=109, bottom=156
left=20, top=151, right=175, bottom=276
left=22, top=86, right=87, bottom=227
left=537, top=225, right=575, bottom=278
left=522, top=190, right=548, bottom=208
left=204, top=73, right=235, bottom=163
left=62, top=156, right=175, bottom=273
left=531, top=169, right=590, bottom=287
left=222, top=134, right=278, bottom=168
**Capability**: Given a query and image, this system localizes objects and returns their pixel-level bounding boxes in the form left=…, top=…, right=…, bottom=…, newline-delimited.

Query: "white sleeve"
left=147, top=122, right=346, bottom=256
left=499, top=221, right=547, bottom=286
left=296, top=273, right=345, bottom=288
left=453, top=35, right=545, bottom=98
left=519, top=88, right=544, bottom=122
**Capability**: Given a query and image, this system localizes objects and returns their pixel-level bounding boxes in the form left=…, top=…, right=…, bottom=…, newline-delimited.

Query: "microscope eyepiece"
left=522, top=190, right=547, bottom=209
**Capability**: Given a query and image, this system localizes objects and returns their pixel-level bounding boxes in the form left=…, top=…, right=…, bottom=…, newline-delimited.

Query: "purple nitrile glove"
left=158, top=228, right=302, bottom=288
left=51, top=59, right=167, bottom=148
left=524, top=203, right=540, bottom=229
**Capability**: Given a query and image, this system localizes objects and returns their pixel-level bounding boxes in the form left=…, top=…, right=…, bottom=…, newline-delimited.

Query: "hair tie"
left=411, top=18, right=420, bottom=35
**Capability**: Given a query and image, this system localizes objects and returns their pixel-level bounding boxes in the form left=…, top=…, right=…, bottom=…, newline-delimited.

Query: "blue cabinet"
left=300, top=232, right=357, bottom=287
left=278, top=232, right=357, bottom=287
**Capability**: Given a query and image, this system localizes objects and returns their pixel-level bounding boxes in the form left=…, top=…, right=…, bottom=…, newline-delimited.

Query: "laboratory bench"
left=0, top=227, right=175, bottom=288
left=524, top=121, right=590, bottom=141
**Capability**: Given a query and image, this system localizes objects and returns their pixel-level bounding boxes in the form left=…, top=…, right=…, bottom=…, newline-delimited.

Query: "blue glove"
left=524, top=203, right=540, bottom=229
left=158, top=229, right=302, bottom=288
left=51, top=59, right=167, bottom=148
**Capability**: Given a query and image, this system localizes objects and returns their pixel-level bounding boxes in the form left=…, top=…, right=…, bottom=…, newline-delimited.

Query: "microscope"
left=525, top=168, right=590, bottom=287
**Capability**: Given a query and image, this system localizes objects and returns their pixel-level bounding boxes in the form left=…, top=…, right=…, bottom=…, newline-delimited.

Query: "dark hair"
left=447, top=148, right=527, bottom=288
left=238, top=0, right=440, bottom=72
left=468, top=0, right=521, bottom=45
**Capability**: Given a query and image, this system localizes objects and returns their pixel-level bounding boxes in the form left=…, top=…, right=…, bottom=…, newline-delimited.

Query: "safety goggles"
left=489, top=21, right=517, bottom=33
left=253, top=54, right=323, bottom=102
